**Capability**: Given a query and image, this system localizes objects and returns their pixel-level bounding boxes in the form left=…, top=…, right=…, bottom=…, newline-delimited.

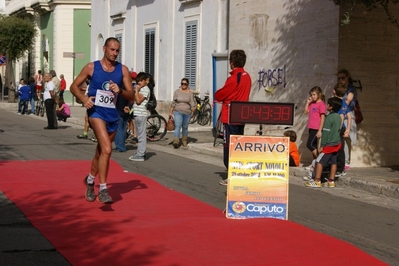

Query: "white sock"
left=99, top=183, right=107, bottom=192
left=87, top=174, right=95, bottom=184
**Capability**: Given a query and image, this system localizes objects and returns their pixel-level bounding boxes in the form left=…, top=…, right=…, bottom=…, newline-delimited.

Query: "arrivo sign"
left=0, top=55, right=6, bottom=66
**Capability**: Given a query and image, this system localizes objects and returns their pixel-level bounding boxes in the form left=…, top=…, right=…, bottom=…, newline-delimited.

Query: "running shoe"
left=77, top=134, right=88, bottom=139
left=128, top=154, right=145, bottom=162
left=98, top=189, right=113, bottom=204
left=335, top=170, right=347, bottom=178
left=302, top=175, right=313, bottom=181
left=83, top=176, right=95, bottom=202
left=322, top=181, right=335, bottom=188
left=304, top=180, right=321, bottom=188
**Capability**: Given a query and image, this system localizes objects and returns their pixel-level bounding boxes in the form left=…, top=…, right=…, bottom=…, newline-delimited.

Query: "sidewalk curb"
left=339, top=178, right=399, bottom=200
left=290, top=167, right=399, bottom=200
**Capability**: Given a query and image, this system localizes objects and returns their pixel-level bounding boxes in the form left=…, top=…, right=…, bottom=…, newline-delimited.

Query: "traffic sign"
left=0, top=55, right=6, bottom=65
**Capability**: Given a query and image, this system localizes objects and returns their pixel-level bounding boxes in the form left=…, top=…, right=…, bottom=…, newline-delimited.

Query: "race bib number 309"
left=94, top=90, right=116, bottom=108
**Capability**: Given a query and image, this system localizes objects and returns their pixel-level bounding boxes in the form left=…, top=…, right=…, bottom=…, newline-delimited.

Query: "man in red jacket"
left=214, top=50, right=252, bottom=185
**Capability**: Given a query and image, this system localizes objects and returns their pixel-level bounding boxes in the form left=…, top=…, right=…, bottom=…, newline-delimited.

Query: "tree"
left=331, top=0, right=399, bottom=28
left=0, top=15, right=37, bottom=102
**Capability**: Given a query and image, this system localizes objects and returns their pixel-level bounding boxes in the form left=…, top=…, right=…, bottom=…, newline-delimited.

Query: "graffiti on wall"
left=258, top=65, right=286, bottom=94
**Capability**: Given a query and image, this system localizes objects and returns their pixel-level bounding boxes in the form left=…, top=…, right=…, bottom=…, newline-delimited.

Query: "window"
left=145, top=28, right=155, bottom=75
left=115, top=34, right=122, bottom=63
left=185, top=21, right=198, bottom=89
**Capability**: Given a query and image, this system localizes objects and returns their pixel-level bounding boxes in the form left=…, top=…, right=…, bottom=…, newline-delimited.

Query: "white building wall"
left=90, top=0, right=221, bottom=104
left=52, top=5, right=74, bottom=81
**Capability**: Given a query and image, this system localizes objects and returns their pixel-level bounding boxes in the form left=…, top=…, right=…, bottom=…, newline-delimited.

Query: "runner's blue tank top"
left=87, top=60, right=123, bottom=122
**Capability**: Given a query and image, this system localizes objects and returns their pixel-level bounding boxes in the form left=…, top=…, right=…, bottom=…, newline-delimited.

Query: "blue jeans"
left=30, top=98, right=35, bottom=114
left=173, top=111, right=191, bottom=138
left=114, top=116, right=128, bottom=152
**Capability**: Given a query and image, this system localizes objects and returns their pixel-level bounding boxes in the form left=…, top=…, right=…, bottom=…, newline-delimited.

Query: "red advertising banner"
left=226, top=135, right=289, bottom=220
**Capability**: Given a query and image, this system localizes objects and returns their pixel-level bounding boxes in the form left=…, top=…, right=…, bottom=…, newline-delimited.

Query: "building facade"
left=90, top=0, right=227, bottom=106
left=5, top=0, right=91, bottom=103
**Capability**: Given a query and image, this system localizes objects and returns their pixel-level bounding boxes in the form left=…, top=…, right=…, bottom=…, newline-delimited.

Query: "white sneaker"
left=302, top=175, right=312, bottom=181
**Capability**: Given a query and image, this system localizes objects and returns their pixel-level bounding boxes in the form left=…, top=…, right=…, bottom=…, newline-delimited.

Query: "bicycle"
left=212, top=112, right=224, bottom=147
left=126, top=109, right=167, bottom=142
left=35, top=93, right=45, bottom=117
left=189, top=94, right=212, bottom=126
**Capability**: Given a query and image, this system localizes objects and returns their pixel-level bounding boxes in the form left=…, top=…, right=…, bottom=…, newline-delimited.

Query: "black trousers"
left=337, top=127, right=346, bottom=172
left=45, top=98, right=56, bottom=128
left=223, top=124, right=245, bottom=169
left=19, top=100, right=28, bottom=114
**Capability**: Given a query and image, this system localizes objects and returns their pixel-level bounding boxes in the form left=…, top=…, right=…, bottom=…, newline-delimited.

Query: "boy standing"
left=128, top=72, right=150, bottom=162
left=305, top=97, right=342, bottom=188
left=18, top=80, right=31, bottom=115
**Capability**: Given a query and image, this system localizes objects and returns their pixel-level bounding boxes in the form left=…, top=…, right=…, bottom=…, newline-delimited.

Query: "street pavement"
left=0, top=101, right=399, bottom=265
left=1, top=101, right=398, bottom=200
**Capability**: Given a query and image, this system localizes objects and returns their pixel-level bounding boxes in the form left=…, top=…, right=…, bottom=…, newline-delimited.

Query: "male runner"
left=70, top=37, right=135, bottom=204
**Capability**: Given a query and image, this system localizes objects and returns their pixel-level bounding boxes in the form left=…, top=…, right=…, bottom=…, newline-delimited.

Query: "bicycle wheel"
left=39, top=104, right=45, bottom=117
left=197, top=109, right=211, bottom=126
left=189, top=109, right=199, bottom=124
left=146, top=114, right=167, bottom=142
left=35, top=101, right=40, bottom=115
left=213, top=113, right=224, bottom=147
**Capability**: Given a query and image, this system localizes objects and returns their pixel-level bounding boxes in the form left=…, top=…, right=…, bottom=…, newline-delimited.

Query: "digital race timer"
left=229, top=101, right=295, bottom=125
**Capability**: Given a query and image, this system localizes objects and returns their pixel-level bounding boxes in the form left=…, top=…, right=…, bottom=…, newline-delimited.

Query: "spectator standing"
left=333, top=83, right=352, bottom=177
left=128, top=72, right=150, bottom=162
left=76, top=79, right=91, bottom=139
left=59, top=74, right=66, bottom=98
left=16, top=78, right=24, bottom=113
left=337, top=69, right=357, bottom=170
left=50, top=70, right=60, bottom=128
left=113, top=94, right=131, bottom=152
left=304, top=86, right=326, bottom=160
left=305, top=97, right=342, bottom=188
left=214, top=49, right=252, bottom=185
left=28, top=77, right=37, bottom=115
left=18, top=80, right=31, bottom=115
left=43, top=73, right=57, bottom=129
left=169, top=78, right=196, bottom=148
left=56, top=97, right=71, bottom=122
left=35, top=70, right=43, bottom=99
left=70, top=37, right=135, bottom=204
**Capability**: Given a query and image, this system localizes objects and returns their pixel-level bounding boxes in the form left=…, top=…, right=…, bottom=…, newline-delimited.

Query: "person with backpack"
left=169, top=78, right=196, bottom=149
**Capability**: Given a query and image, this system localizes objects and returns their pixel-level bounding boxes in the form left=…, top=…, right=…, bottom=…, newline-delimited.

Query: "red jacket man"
left=214, top=50, right=252, bottom=182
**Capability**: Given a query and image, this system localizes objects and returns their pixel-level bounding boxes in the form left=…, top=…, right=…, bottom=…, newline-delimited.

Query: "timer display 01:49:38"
left=229, top=102, right=294, bottom=125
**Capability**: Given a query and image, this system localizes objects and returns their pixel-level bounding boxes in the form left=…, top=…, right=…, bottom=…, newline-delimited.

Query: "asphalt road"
left=0, top=109, right=398, bottom=265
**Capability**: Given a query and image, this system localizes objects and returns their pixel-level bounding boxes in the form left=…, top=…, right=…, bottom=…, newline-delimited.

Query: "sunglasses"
left=181, top=83, right=188, bottom=86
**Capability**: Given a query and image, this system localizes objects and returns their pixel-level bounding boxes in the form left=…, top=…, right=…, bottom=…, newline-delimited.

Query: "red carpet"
left=0, top=160, right=386, bottom=266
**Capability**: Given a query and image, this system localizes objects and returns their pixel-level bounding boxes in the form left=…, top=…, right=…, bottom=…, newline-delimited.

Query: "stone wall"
left=337, top=4, right=399, bottom=166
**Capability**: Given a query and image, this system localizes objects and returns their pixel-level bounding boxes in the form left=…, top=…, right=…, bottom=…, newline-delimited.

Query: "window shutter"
left=145, top=29, right=155, bottom=75
left=185, top=21, right=197, bottom=89
left=115, top=34, right=122, bottom=63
